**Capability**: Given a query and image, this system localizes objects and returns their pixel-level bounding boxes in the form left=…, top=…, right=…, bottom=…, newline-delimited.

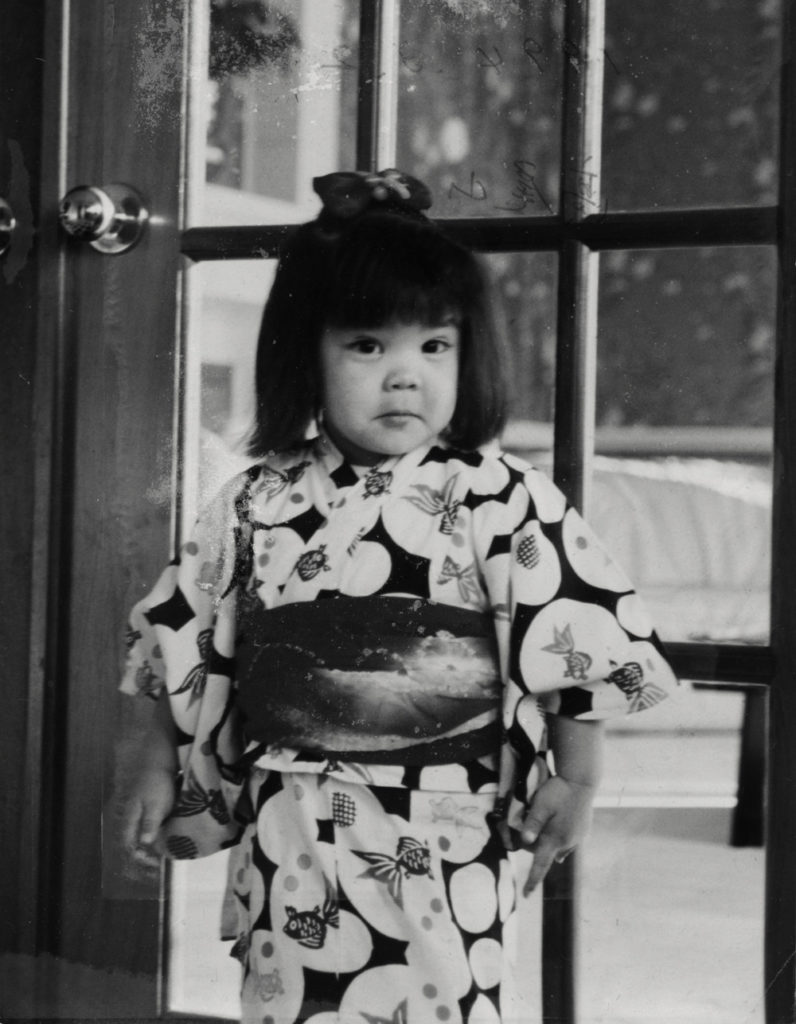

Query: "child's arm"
left=115, top=690, right=179, bottom=874
left=519, top=716, right=604, bottom=894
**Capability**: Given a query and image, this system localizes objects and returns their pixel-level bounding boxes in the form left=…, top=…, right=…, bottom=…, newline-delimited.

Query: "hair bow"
left=313, top=169, right=433, bottom=220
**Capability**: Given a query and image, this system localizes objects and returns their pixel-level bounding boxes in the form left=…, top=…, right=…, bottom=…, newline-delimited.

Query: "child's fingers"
left=522, top=835, right=558, bottom=895
left=119, top=796, right=144, bottom=852
left=520, top=806, right=552, bottom=848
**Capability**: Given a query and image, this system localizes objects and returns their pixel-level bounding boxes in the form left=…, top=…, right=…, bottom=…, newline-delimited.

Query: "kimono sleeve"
left=119, top=470, right=254, bottom=858
left=497, top=461, right=678, bottom=723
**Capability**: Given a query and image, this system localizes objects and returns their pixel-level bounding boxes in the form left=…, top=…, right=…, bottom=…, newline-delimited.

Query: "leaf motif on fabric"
left=429, top=796, right=483, bottom=832
left=404, top=474, right=461, bottom=534
left=437, top=555, right=480, bottom=603
left=134, top=661, right=160, bottom=695
left=125, top=626, right=142, bottom=650
left=255, top=460, right=311, bottom=500
left=361, top=998, right=409, bottom=1024
left=171, top=628, right=214, bottom=705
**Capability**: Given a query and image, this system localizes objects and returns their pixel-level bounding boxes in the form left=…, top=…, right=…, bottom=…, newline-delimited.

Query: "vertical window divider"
left=356, top=1, right=384, bottom=170
left=766, top=0, right=796, bottom=1019
left=356, top=0, right=400, bottom=172
left=376, top=0, right=400, bottom=169
left=545, top=1, right=606, bottom=1022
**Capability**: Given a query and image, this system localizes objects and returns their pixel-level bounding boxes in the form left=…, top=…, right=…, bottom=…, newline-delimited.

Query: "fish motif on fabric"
left=283, top=877, right=339, bottom=949
left=173, top=768, right=231, bottom=825
left=542, top=623, right=593, bottom=682
left=354, top=836, right=433, bottom=909
left=404, top=474, right=462, bottom=534
left=607, top=660, right=669, bottom=712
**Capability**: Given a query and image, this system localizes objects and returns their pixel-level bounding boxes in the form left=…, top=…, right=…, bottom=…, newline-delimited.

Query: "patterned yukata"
left=121, top=434, right=677, bottom=1024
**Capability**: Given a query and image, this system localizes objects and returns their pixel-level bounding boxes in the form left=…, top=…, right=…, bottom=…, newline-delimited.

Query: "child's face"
left=319, top=320, right=460, bottom=465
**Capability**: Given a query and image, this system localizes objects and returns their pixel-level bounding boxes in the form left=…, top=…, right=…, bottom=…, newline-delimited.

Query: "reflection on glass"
left=196, top=0, right=360, bottom=227
left=396, top=0, right=564, bottom=219
left=191, top=258, right=270, bottom=506
left=602, top=0, right=781, bottom=211
left=594, top=246, right=774, bottom=645
left=584, top=688, right=765, bottom=1022
left=485, top=252, right=558, bottom=428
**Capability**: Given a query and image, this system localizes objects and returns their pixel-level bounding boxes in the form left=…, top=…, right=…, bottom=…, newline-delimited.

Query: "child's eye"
left=423, top=338, right=454, bottom=354
left=347, top=337, right=382, bottom=355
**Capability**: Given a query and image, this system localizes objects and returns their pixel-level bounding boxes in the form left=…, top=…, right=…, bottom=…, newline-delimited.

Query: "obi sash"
left=235, top=596, right=502, bottom=765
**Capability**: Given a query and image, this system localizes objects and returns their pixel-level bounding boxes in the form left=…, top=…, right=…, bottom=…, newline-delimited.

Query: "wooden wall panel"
left=0, top=0, right=45, bottom=960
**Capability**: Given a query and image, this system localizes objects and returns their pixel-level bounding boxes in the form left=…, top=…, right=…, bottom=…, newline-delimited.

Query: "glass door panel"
left=584, top=687, right=765, bottom=1022
left=395, top=0, right=565, bottom=219
left=193, top=0, right=360, bottom=228
left=595, top=245, right=775, bottom=645
left=601, top=0, right=781, bottom=212
left=167, top=2, right=776, bottom=1021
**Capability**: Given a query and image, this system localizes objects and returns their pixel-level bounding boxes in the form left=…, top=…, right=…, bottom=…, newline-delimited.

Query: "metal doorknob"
left=59, top=183, right=148, bottom=254
left=0, top=197, right=15, bottom=258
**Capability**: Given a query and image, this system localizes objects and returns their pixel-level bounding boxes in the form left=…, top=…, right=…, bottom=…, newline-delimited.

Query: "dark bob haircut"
left=247, top=207, right=508, bottom=456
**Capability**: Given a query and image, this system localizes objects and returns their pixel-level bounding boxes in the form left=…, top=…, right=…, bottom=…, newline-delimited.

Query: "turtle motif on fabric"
left=294, top=545, right=331, bottom=581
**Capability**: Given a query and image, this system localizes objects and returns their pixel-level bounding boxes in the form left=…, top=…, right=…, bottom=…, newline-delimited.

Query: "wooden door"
left=2, top=0, right=186, bottom=1017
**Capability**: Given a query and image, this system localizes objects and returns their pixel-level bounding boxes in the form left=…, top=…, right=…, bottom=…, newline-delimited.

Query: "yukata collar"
left=312, top=429, right=440, bottom=485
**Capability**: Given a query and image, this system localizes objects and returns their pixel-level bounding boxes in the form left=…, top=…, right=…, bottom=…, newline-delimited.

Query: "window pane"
left=584, top=689, right=765, bottom=1022
left=485, top=252, right=558, bottom=431
left=595, top=246, right=774, bottom=644
left=396, top=0, right=564, bottom=219
left=602, top=0, right=781, bottom=211
left=194, top=0, right=360, bottom=227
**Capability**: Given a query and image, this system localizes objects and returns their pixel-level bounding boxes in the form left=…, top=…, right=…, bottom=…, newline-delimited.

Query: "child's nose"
left=384, top=366, right=419, bottom=390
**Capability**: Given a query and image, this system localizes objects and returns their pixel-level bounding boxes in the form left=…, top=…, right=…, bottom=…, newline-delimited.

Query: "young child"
left=120, top=169, right=677, bottom=1023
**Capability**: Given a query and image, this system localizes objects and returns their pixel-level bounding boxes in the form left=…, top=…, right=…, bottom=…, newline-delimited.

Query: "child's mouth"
left=379, top=412, right=419, bottom=423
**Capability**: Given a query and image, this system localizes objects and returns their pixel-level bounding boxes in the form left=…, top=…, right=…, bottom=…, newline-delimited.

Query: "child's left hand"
left=518, top=774, right=597, bottom=895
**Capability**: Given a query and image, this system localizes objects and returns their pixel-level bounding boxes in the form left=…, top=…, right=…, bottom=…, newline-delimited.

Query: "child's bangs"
left=326, top=272, right=463, bottom=329
left=323, top=219, right=468, bottom=329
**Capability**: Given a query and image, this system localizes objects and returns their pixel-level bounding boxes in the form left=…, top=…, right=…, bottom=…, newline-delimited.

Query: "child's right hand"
left=119, top=767, right=177, bottom=876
